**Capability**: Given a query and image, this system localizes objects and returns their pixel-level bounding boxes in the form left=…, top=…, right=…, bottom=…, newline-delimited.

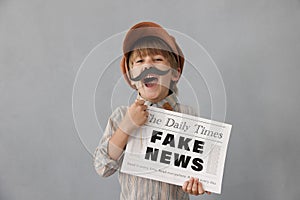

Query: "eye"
left=154, top=57, right=164, bottom=61
left=135, top=59, right=143, bottom=63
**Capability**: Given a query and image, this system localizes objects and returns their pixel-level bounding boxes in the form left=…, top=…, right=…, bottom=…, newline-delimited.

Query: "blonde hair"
left=128, top=37, right=179, bottom=94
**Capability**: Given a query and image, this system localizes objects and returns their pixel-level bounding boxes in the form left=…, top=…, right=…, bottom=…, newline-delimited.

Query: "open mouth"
left=142, top=74, right=158, bottom=87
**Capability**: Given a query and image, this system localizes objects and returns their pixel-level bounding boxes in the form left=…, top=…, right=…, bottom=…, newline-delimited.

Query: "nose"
left=143, top=56, right=154, bottom=68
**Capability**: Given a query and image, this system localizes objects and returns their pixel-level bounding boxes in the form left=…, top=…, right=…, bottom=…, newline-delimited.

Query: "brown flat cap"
left=120, top=21, right=185, bottom=89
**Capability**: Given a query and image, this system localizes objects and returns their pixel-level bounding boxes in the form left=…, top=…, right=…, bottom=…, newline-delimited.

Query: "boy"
left=94, top=22, right=210, bottom=199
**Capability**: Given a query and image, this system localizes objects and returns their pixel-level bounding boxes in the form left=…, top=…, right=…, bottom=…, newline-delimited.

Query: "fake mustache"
left=129, top=67, right=171, bottom=82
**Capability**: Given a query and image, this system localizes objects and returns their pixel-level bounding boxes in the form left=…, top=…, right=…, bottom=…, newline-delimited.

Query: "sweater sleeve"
left=93, top=106, right=127, bottom=177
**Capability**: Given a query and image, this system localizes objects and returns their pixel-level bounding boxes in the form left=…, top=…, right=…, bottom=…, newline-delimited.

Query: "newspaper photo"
left=121, top=106, right=232, bottom=194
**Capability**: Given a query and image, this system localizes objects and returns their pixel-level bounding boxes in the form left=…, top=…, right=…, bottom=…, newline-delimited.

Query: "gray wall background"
left=1, top=0, right=300, bottom=200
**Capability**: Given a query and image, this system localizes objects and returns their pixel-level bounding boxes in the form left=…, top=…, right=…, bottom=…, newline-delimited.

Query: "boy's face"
left=129, top=54, right=180, bottom=103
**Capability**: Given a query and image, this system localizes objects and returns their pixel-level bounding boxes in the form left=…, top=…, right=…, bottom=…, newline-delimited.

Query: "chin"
left=141, top=91, right=168, bottom=103
left=143, top=94, right=160, bottom=102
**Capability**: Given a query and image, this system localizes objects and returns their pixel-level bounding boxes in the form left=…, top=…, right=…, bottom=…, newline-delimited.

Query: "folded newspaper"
left=120, top=106, right=232, bottom=194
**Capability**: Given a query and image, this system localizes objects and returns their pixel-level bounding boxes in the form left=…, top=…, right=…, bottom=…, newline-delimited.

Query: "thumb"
left=135, top=99, right=145, bottom=105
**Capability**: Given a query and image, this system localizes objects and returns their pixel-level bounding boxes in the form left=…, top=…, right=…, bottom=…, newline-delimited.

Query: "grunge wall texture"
left=1, top=0, right=300, bottom=200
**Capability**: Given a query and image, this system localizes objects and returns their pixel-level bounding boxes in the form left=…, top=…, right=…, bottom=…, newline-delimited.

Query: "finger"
left=144, top=111, right=149, bottom=117
left=192, top=178, right=199, bottom=195
left=197, top=181, right=205, bottom=195
left=141, top=105, right=148, bottom=111
left=182, top=180, right=189, bottom=191
left=143, top=111, right=149, bottom=120
left=137, top=106, right=147, bottom=113
left=135, top=99, right=145, bottom=105
left=186, top=177, right=193, bottom=193
left=205, top=191, right=211, bottom=195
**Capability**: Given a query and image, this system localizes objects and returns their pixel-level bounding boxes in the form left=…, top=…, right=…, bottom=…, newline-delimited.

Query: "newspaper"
left=120, top=106, right=232, bottom=194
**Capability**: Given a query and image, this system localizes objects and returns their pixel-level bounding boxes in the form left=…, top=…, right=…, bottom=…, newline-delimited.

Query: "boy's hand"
left=182, top=177, right=211, bottom=196
left=118, top=99, right=148, bottom=135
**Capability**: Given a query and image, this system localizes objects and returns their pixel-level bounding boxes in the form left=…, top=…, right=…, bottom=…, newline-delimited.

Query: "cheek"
left=129, top=66, right=143, bottom=78
left=158, top=75, right=172, bottom=88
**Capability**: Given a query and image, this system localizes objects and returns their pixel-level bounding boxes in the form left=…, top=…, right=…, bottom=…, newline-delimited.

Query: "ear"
left=171, top=67, right=181, bottom=82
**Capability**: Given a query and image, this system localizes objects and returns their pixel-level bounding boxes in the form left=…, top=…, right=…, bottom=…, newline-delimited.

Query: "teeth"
left=145, top=74, right=156, bottom=78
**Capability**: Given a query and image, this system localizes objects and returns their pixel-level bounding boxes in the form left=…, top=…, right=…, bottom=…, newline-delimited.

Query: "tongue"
left=145, top=82, right=156, bottom=87
left=144, top=77, right=158, bottom=87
